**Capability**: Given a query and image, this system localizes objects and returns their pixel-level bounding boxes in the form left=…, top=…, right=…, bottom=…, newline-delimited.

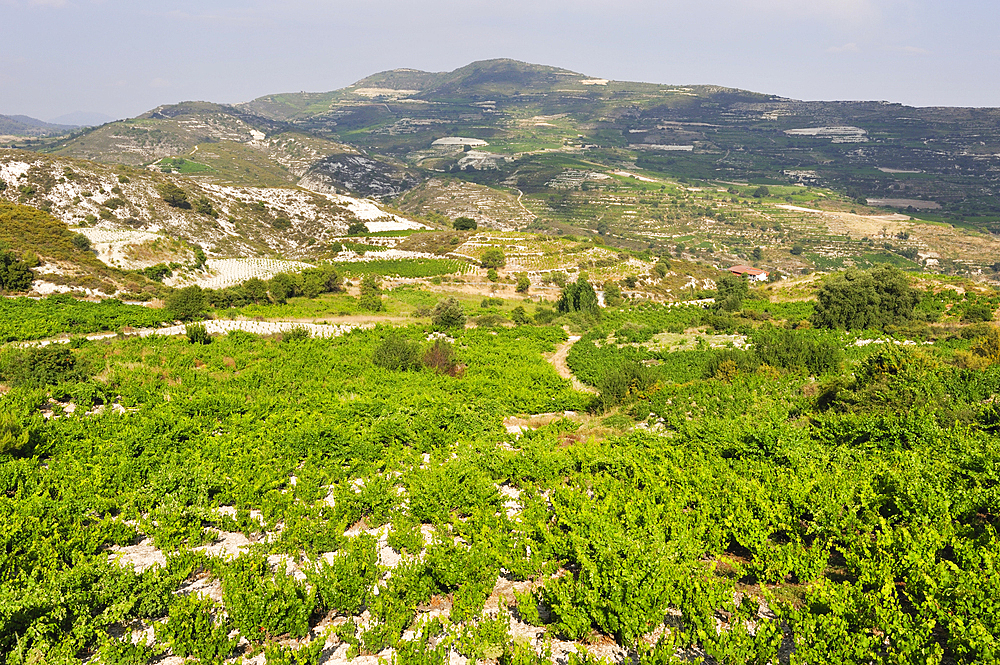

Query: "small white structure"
left=728, top=265, right=769, bottom=283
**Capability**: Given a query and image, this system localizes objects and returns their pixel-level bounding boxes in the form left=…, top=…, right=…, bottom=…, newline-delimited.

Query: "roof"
left=728, top=265, right=767, bottom=276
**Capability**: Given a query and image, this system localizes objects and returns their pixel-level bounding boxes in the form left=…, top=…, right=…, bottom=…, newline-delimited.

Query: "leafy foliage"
left=812, top=265, right=920, bottom=330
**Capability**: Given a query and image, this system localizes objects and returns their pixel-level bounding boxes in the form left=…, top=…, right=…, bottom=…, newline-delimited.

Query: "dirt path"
left=515, top=189, right=537, bottom=223
left=545, top=333, right=597, bottom=394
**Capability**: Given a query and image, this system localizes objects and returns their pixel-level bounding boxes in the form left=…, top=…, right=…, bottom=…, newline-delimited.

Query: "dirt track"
left=545, top=333, right=597, bottom=394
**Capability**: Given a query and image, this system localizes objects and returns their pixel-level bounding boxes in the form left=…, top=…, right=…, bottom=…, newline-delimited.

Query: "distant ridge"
left=49, top=111, right=115, bottom=127
left=0, top=114, right=75, bottom=136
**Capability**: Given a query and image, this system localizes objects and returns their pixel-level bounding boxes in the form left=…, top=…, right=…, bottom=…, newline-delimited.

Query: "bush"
left=453, top=217, right=477, bottom=230
left=423, top=338, right=462, bottom=376
left=347, top=221, right=369, bottom=235
left=432, top=298, right=466, bottom=329
left=222, top=555, right=315, bottom=643
left=71, top=233, right=92, bottom=252
left=194, top=197, right=217, bottom=218
left=307, top=534, right=379, bottom=615
left=594, top=360, right=657, bottom=411
left=487, top=268, right=499, bottom=282
left=480, top=297, right=504, bottom=309
left=812, top=265, right=920, bottom=330
left=516, top=274, right=530, bottom=293
left=185, top=323, right=211, bottom=345
left=0, top=345, right=87, bottom=388
left=358, top=274, right=384, bottom=312
left=511, top=306, right=531, bottom=326
left=157, top=182, right=190, bottom=209
left=962, top=302, right=995, bottom=323
left=155, top=593, right=237, bottom=663
left=166, top=285, right=206, bottom=321
left=480, top=248, right=506, bottom=269
left=0, top=251, right=35, bottom=292
left=283, top=326, right=311, bottom=343
left=0, top=412, right=39, bottom=457
left=373, top=332, right=422, bottom=371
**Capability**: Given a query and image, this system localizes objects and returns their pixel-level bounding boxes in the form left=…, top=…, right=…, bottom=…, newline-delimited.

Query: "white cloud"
left=149, top=78, right=171, bottom=88
left=827, top=42, right=861, bottom=53
left=894, top=45, right=931, bottom=55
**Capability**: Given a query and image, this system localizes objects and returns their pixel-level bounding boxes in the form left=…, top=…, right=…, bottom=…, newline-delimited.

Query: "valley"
left=1, top=59, right=999, bottom=665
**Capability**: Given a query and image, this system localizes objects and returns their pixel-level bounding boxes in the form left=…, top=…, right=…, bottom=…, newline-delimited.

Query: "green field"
left=2, top=270, right=999, bottom=664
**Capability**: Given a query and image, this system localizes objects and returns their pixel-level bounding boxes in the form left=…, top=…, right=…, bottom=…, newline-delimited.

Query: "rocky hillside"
left=0, top=149, right=429, bottom=265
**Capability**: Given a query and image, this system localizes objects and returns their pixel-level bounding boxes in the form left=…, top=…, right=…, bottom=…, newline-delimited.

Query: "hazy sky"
left=2, top=0, right=998, bottom=121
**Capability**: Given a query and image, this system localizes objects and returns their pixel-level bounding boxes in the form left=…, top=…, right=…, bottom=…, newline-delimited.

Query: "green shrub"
left=480, top=248, right=506, bottom=269
left=166, top=285, right=206, bottom=321
left=0, top=251, right=34, bottom=293
left=185, top=323, right=211, bottom=345
left=155, top=593, right=236, bottom=663
left=307, top=534, right=379, bottom=615
left=222, top=555, right=315, bottom=643
left=157, top=182, right=190, bottom=209
left=432, top=297, right=466, bottom=329
left=359, top=274, right=384, bottom=312
left=374, top=332, right=422, bottom=371
left=283, top=326, right=312, bottom=343
left=0, top=345, right=87, bottom=388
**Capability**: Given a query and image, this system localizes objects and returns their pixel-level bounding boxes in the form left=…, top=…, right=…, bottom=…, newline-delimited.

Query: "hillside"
left=0, top=202, right=164, bottom=297
left=0, top=149, right=428, bottom=263
left=7, top=59, right=999, bottom=290
left=0, top=114, right=75, bottom=138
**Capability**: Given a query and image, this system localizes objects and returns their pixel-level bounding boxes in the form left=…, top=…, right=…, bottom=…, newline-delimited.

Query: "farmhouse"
left=728, top=264, right=769, bottom=283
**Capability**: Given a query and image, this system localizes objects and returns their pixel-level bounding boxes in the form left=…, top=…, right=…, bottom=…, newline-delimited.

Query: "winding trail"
left=545, top=333, right=597, bottom=394
left=515, top=189, right=537, bottom=223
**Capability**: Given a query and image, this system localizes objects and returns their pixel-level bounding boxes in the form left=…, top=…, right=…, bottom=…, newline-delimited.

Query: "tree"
left=651, top=260, right=669, bottom=279
left=557, top=277, right=600, bottom=315
left=268, top=273, right=296, bottom=304
left=194, top=197, right=217, bottom=218
left=157, top=182, right=190, bottom=209
left=515, top=274, right=530, bottom=293
left=480, top=248, right=506, bottom=269
left=243, top=278, right=268, bottom=304
left=603, top=281, right=623, bottom=306
left=358, top=274, right=384, bottom=312
left=453, top=217, right=477, bottom=231
left=71, top=233, right=92, bottom=252
left=347, top=222, right=369, bottom=235
left=790, top=244, right=804, bottom=256
left=716, top=273, right=749, bottom=311
left=0, top=251, right=34, bottom=292
left=751, top=247, right=763, bottom=261
left=596, top=219, right=609, bottom=236
left=486, top=268, right=499, bottom=282
left=165, top=285, right=206, bottom=320
left=812, top=265, right=920, bottom=330
left=752, top=186, right=770, bottom=198
left=511, top=305, right=531, bottom=325
left=432, top=297, right=466, bottom=328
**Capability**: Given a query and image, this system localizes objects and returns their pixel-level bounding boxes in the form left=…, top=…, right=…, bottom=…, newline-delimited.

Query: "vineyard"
left=1, top=279, right=999, bottom=665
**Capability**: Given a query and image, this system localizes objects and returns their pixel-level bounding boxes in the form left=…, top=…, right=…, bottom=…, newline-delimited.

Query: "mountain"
left=0, top=114, right=76, bottom=137
left=9, top=59, right=1000, bottom=283
left=48, top=111, right=116, bottom=127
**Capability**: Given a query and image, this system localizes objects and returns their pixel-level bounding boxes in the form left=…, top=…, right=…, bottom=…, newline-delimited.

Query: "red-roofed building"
left=727, top=265, right=769, bottom=283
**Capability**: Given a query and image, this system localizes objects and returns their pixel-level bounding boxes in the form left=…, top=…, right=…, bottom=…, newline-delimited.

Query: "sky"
left=2, top=0, right=998, bottom=121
